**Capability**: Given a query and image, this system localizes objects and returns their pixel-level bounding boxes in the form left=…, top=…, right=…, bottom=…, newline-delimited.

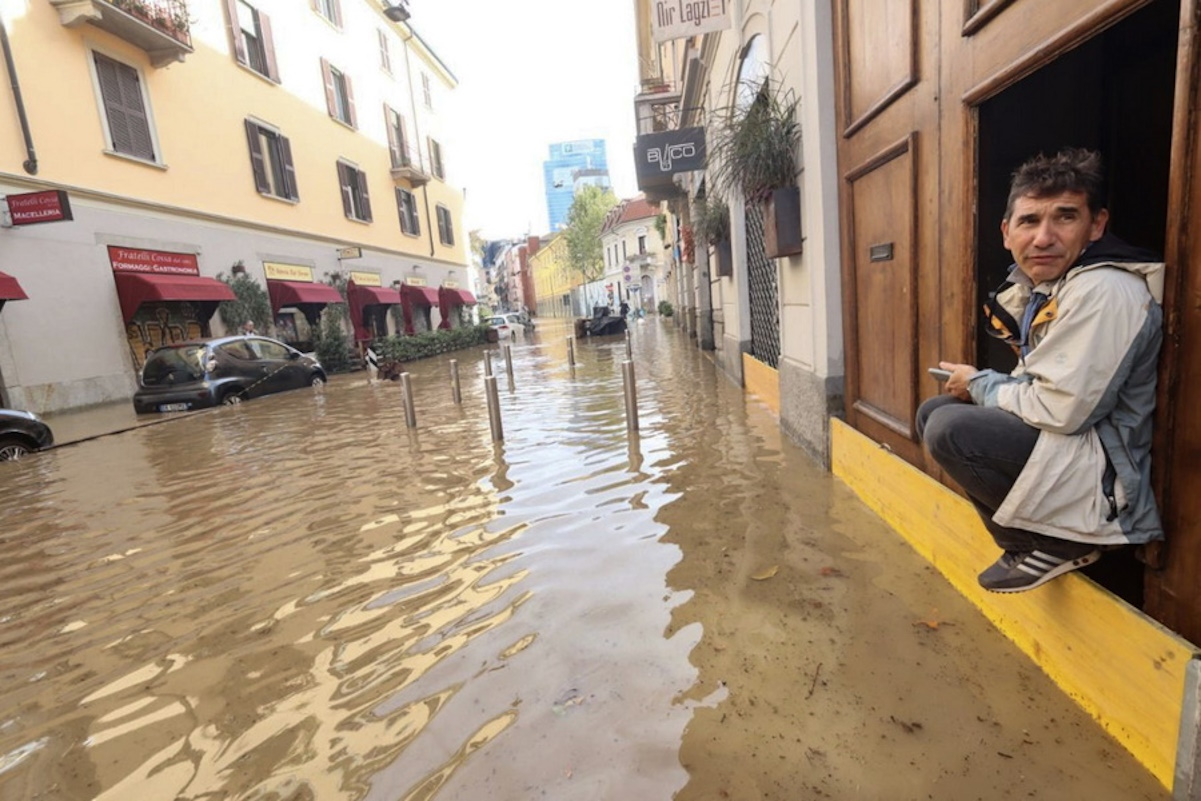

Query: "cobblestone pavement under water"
left=0, top=319, right=1168, bottom=800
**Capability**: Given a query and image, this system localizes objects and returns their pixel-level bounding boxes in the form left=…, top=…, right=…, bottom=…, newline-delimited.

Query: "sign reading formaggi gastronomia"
left=108, top=246, right=199, bottom=275
left=651, top=0, right=730, bottom=42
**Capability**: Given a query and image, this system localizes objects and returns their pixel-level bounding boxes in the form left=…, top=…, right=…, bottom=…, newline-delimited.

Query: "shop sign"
left=651, top=0, right=730, bottom=42
left=263, top=262, right=314, bottom=282
left=5, top=190, right=73, bottom=226
left=635, top=128, right=705, bottom=196
left=404, top=276, right=427, bottom=287
left=338, top=247, right=363, bottom=260
left=349, top=271, right=381, bottom=287
left=443, top=280, right=459, bottom=289
left=108, top=246, right=199, bottom=275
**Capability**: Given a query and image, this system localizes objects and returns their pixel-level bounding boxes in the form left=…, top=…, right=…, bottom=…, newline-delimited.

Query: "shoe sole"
left=985, top=550, right=1101, bottom=594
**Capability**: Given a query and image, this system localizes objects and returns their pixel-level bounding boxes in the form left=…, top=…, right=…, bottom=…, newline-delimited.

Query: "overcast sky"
left=412, top=0, right=640, bottom=240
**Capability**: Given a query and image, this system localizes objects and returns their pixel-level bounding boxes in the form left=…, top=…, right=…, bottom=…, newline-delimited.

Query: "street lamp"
left=383, top=1, right=409, bottom=22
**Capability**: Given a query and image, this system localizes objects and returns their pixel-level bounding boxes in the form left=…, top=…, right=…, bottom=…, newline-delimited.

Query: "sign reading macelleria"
left=651, top=0, right=730, bottom=42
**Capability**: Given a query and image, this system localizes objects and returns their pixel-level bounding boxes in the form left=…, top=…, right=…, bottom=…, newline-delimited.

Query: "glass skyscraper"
left=543, top=139, right=611, bottom=231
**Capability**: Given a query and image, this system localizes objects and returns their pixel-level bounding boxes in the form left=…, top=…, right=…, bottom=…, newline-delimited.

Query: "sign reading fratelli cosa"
left=651, top=0, right=730, bottom=42
left=107, top=246, right=199, bottom=275
left=6, top=190, right=73, bottom=225
left=634, top=127, right=707, bottom=195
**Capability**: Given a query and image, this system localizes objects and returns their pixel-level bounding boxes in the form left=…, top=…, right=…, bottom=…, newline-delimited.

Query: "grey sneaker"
left=978, top=549, right=1100, bottom=593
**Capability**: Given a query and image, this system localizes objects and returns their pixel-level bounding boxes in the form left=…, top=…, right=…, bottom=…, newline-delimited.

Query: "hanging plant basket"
left=713, top=238, right=733, bottom=278
left=764, top=186, right=802, bottom=258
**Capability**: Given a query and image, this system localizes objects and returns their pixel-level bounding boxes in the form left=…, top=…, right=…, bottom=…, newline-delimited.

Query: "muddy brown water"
left=0, top=320, right=1167, bottom=800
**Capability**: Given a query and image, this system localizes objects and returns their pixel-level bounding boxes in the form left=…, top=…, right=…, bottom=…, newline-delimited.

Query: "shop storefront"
left=264, top=262, right=344, bottom=349
left=400, top=277, right=439, bottom=335
left=346, top=271, right=401, bottom=344
left=109, top=246, right=236, bottom=371
left=437, top=284, right=476, bottom=329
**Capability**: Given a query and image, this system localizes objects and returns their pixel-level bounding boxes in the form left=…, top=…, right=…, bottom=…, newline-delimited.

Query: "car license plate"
left=158, top=403, right=189, bottom=412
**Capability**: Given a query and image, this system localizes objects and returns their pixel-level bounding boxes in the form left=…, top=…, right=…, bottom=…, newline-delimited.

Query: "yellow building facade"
left=0, top=0, right=468, bottom=412
left=529, top=234, right=576, bottom=319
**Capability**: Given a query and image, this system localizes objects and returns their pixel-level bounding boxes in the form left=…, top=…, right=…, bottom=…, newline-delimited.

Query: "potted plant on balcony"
left=692, top=195, right=732, bottom=278
left=707, top=77, right=803, bottom=258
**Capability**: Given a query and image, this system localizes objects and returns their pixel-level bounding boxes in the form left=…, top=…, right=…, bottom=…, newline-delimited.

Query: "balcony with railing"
left=390, top=144, right=430, bottom=187
left=51, top=0, right=193, bottom=67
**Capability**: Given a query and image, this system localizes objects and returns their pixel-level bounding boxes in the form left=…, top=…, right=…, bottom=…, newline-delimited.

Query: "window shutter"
left=224, top=0, right=247, bottom=65
left=94, top=55, right=132, bottom=154
left=244, top=120, right=270, bottom=194
left=259, top=12, right=280, bottom=82
left=396, top=188, right=406, bottom=233
left=344, top=72, right=357, bottom=128
left=331, top=0, right=343, bottom=28
left=399, top=114, right=410, bottom=165
left=337, top=162, right=353, bottom=218
left=357, top=168, right=372, bottom=222
left=436, top=206, right=447, bottom=244
left=378, top=29, right=390, bottom=72
left=444, top=209, right=454, bottom=246
left=279, top=135, right=298, bottom=200
left=114, top=60, right=154, bottom=160
left=320, top=58, right=336, bottom=119
left=384, top=105, right=400, bottom=168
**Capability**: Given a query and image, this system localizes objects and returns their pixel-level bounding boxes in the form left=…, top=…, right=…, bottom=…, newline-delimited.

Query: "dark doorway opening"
left=974, top=0, right=1179, bottom=606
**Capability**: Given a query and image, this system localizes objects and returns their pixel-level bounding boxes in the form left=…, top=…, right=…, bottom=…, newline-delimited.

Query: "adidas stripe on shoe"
left=977, top=549, right=1101, bottom=593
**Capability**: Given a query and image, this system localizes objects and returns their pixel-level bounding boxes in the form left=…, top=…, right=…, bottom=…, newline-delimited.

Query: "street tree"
left=564, top=184, right=618, bottom=283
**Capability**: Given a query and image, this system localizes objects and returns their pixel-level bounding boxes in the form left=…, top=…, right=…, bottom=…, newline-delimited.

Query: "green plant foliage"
left=371, top=325, right=490, bottom=367
left=653, top=213, right=668, bottom=241
left=314, top=308, right=352, bottom=372
left=707, top=77, right=801, bottom=201
left=217, top=269, right=272, bottom=333
left=658, top=300, right=675, bottom=317
left=563, top=184, right=618, bottom=282
left=692, top=196, right=731, bottom=244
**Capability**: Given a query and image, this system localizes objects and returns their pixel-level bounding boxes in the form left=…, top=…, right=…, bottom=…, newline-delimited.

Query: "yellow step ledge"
left=830, top=417, right=1196, bottom=789
left=742, top=353, right=780, bottom=416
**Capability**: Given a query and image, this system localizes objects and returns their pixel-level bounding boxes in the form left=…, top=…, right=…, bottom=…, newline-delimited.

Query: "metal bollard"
left=400, top=372, right=417, bottom=428
left=567, top=335, right=576, bottom=366
left=485, top=375, right=504, bottom=441
left=625, top=330, right=632, bottom=360
left=450, top=359, right=462, bottom=404
left=484, top=351, right=494, bottom=378
left=621, top=360, right=639, bottom=432
left=503, top=343, right=514, bottom=387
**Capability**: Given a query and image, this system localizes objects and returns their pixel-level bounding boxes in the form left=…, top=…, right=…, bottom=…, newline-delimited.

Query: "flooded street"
left=0, top=319, right=1167, bottom=800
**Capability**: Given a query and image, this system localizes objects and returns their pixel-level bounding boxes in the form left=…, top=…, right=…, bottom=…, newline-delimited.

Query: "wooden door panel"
left=846, top=137, right=918, bottom=438
left=839, top=0, right=918, bottom=135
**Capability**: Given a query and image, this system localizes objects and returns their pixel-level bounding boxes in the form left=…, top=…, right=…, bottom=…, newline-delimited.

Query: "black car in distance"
left=0, top=408, right=54, bottom=461
left=133, top=335, right=326, bottom=414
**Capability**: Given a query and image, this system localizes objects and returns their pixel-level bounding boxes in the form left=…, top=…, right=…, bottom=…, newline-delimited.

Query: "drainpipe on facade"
left=0, top=18, right=36, bottom=175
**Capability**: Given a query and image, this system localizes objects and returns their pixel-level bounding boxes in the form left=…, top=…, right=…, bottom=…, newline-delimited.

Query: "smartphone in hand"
left=928, top=367, right=953, bottom=381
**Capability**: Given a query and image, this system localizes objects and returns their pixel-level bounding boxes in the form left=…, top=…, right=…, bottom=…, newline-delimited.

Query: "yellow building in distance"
left=0, top=0, right=470, bottom=412
left=529, top=234, right=578, bottom=319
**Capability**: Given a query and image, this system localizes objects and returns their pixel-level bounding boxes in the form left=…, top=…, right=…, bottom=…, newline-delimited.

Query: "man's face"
left=1001, top=190, right=1109, bottom=284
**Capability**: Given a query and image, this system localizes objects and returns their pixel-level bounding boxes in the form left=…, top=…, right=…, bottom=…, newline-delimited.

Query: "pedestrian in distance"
left=241, top=320, right=256, bottom=335
left=916, top=148, right=1164, bottom=593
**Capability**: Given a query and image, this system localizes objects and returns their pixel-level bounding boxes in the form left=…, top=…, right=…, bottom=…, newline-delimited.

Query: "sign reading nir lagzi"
left=651, top=0, right=730, bottom=42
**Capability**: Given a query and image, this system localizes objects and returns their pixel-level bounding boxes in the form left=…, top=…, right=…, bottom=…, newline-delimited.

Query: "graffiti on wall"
left=126, top=304, right=203, bottom=371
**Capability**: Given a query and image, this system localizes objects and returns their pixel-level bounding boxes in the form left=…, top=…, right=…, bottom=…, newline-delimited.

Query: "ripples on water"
left=0, top=321, right=719, bottom=800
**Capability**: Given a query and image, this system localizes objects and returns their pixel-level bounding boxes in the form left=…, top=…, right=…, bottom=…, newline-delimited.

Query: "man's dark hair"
left=1004, top=148, right=1106, bottom=219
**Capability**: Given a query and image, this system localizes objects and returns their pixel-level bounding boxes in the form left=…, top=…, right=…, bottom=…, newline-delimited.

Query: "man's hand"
left=939, top=361, right=977, bottom=401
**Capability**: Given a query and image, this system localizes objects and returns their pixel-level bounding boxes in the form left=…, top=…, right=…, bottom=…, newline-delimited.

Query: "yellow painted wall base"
left=830, top=418, right=1196, bottom=789
left=742, top=354, right=780, bottom=416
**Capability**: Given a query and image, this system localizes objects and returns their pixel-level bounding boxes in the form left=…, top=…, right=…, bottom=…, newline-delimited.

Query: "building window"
left=385, top=106, right=410, bottom=168
left=397, top=188, right=420, bottom=235
left=92, top=52, right=157, bottom=162
left=428, top=138, right=445, bottom=179
left=621, top=240, right=627, bottom=260
left=378, top=29, right=392, bottom=73
left=436, top=205, right=454, bottom=246
left=321, top=59, right=356, bottom=127
left=230, top=0, right=279, bottom=81
left=338, top=161, right=372, bottom=222
left=637, top=235, right=647, bottom=254
left=245, top=119, right=297, bottom=200
left=314, top=0, right=341, bottom=26
left=421, top=72, right=433, bottom=109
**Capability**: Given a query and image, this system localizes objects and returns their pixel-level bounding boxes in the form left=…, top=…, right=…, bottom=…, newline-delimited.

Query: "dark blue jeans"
left=916, top=395, right=1079, bottom=555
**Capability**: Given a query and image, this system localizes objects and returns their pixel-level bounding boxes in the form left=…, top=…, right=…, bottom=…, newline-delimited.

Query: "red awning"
left=267, top=280, right=344, bottom=313
left=112, top=272, right=236, bottom=322
left=0, top=271, right=28, bottom=302
left=400, top=284, right=439, bottom=305
left=348, top=284, right=402, bottom=307
left=439, top=288, right=477, bottom=306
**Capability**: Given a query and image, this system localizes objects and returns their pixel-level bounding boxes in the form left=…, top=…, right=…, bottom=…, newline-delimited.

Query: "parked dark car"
left=133, top=335, right=326, bottom=414
left=0, top=408, right=54, bottom=461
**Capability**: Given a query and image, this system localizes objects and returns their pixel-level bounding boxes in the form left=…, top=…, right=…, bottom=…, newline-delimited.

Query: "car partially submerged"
left=133, top=335, right=326, bottom=414
left=0, top=408, right=53, bottom=461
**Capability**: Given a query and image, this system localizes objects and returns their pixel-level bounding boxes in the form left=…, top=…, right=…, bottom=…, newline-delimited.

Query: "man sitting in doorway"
left=916, top=148, right=1165, bottom=593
